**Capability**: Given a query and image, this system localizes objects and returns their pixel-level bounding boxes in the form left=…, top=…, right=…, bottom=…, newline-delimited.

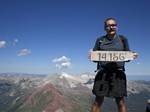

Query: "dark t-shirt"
left=146, top=104, right=150, bottom=112
left=93, top=34, right=130, bottom=70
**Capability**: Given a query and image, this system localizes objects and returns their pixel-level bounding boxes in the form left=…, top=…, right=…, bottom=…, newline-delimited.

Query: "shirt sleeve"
left=92, top=38, right=100, bottom=64
left=93, top=38, right=100, bottom=51
left=120, top=35, right=130, bottom=51
left=123, top=37, right=130, bottom=51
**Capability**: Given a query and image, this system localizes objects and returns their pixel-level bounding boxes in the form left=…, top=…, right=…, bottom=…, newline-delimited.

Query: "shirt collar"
left=106, top=34, right=117, bottom=40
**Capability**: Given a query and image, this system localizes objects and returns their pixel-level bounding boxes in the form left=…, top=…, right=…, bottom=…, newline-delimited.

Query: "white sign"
left=91, top=51, right=137, bottom=62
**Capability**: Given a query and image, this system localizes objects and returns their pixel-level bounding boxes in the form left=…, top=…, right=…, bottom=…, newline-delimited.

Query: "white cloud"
left=52, top=56, right=70, bottom=63
left=59, top=61, right=71, bottom=69
left=52, top=56, right=71, bottom=69
left=61, top=61, right=71, bottom=67
left=0, top=40, right=6, bottom=48
left=13, top=38, right=19, bottom=46
left=17, top=49, right=31, bottom=56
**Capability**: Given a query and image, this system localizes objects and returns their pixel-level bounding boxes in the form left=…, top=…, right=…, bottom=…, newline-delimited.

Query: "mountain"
left=0, top=73, right=150, bottom=112
left=16, top=83, right=72, bottom=112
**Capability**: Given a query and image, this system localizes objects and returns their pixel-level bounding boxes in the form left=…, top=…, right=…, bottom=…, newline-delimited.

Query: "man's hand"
left=132, top=52, right=138, bottom=59
left=88, top=49, right=92, bottom=61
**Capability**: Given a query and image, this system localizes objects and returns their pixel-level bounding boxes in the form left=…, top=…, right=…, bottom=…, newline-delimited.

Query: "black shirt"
left=93, top=34, right=130, bottom=71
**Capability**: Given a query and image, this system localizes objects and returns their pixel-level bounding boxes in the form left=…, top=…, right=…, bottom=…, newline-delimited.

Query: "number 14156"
left=98, top=52, right=126, bottom=61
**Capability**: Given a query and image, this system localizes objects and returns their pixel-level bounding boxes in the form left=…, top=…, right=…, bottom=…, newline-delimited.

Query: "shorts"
left=92, top=69, right=127, bottom=98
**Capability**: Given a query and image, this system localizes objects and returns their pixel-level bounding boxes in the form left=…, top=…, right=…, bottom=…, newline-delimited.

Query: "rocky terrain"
left=0, top=72, right=150, bottom=112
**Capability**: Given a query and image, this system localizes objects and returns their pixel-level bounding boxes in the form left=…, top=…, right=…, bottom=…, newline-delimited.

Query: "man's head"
left=104, top=18, right=117, bottom=35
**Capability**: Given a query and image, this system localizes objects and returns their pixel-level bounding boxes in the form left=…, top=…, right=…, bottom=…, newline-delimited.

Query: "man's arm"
left=93, top=38, right=100, bottom=51
left=92, top=38, right=101, bottom=70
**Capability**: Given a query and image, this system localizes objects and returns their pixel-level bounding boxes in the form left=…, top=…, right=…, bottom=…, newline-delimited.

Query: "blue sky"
left=0, top=0, right=150, bottom=75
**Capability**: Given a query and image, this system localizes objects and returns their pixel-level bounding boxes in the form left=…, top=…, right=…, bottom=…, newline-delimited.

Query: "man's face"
left=105, top=19, right=117, bottom=35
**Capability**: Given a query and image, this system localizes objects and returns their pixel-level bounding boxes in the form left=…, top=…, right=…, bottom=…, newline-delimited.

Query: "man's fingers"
left=88, top=49, right=93, bottom=61
left=132, top=52, right=138, bottom=59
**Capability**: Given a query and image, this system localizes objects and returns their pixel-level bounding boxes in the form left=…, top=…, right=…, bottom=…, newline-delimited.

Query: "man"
left=90, top=18, right=138, bottom=112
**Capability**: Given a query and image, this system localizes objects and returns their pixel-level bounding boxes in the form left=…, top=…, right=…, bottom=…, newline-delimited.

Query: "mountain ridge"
left=0, top=72, right=150, bottom=112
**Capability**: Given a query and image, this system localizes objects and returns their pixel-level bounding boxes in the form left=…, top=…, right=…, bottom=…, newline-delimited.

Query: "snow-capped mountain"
left=0, top=73, right=150, bottom=112
left=43, top=72, right=95, bottom=89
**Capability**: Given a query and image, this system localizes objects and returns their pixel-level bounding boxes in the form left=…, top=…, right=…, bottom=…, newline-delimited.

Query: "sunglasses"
left=106, top=24, right=117, bottom=27
left=105, top=24, right=117, bottom=30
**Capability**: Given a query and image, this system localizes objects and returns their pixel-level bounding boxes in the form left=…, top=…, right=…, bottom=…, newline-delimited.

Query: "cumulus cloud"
left=13, top=38, right=19, bottom=46
left=0, top=40, right=6, bottom=48
left=17, top=49, right=31, bottom=56
left=52, top=56, right=70, bottom=63
left=52, top=56, right=71, bottom=69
